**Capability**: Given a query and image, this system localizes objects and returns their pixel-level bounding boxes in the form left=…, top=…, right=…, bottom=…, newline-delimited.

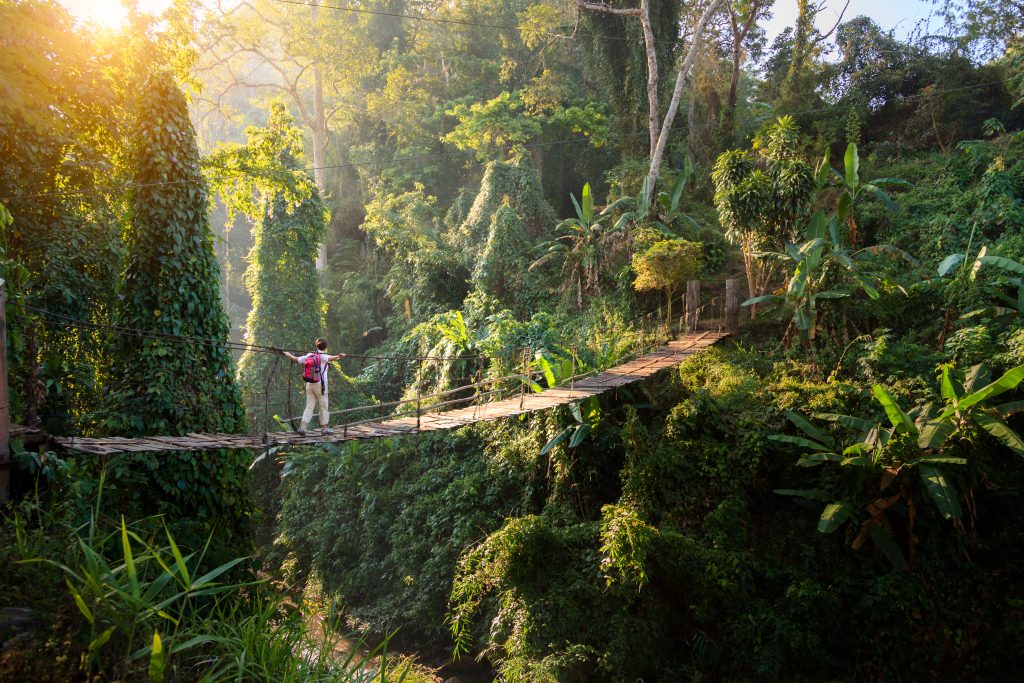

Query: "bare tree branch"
left=812, top=0, right=852, bottom=45
left=572, top=0, right=642, bottom=17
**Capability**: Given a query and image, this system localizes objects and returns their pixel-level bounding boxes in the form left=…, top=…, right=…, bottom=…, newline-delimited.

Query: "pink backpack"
left=302, top=353, right=322, bottom=384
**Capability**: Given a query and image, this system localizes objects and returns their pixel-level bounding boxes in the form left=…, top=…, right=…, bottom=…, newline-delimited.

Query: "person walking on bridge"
left=281, top=338, right=345, bottom=435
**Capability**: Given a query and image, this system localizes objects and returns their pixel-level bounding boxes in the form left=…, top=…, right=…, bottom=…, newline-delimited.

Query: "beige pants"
left=300, top=381, right=329, bottom=429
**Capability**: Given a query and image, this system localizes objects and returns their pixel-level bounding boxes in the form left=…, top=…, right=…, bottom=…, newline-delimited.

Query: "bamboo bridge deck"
left=46, top=331, right=728, bottom=455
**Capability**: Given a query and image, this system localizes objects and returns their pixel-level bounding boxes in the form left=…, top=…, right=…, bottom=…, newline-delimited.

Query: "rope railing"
left=12, top=279, right=741, bottom=445
left=291, top=292, right=726, bottom=435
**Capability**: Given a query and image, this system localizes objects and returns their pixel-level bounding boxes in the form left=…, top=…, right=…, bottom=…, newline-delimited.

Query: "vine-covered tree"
left=473, top=202, right=533, bottom=310
left=105, top=70, right=251, bottom=554
left=206, top=101, right=333, bottom=430
left=451, top=154, right=558, bottom=265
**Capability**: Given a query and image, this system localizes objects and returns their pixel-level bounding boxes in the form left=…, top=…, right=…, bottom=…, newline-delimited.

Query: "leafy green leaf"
left=774, top=488, right=832, bottom=501
left=121, top=516, right=139, bottom=600
left=813, top=413, right=875, bottom=432
left=89, top=626, right=115, bottom=653
left=818, top=501, right=853, bottom=533
left=994, top=400, right=1024, bottom=416
left=979, top=254, right=1024, bottom=276
left=805, top=210, right=827, bottom=240
left=797, top=452, right=843, bottom=466
left=965, top=363, right=992, bottom=394
left=165, top=526, right=191, bottom=588
left=918, top=419, right=955, bottom=450
left=856, top=275, right=880, bottom=299
left=535, top=354, right=556, bottom=389
left=148, top=631, right=165, bottom=683
left=190, top=556, right=248, bottom=590
left=844, top=143, right=859, bottom=189
left=769, top=434, right=830, bottom=451
left=919, top=465, right=962, bottom=519
left=954, top=364, right=1024, bottom=412
left=541, top=426, right=573, bottom=455
left=938, top=253, right=966, bottom=277
left=741, top=294, right=782, bottom=307
left=815, top=147, right=832, bottom=186
left=782, top=411, right=834, bottom=447
left=915, top=456, right=967, bottom=465
left=581, top=182, right=593, bottom=224
left=939, top=365, right=963, bottom=402
left=976, top=414, right=1024, bottom=457
left=863, top=184, right=899, bottom=212
left=868, top=524, right=906, bottom=569
left=66, top=578, right=93, bottom=624
left=568, top=423, right=592, bottom=448
left=872, top=385, right=917, bottom=434
left=795, top=306, right=813, bottom=331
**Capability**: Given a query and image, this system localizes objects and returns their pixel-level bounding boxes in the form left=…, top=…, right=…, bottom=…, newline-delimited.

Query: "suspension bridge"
left=3, top=279, right=741, bottom=460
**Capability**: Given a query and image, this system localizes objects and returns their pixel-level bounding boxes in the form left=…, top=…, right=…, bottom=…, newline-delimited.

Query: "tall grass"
left=5, top=468, right=433, bottom=682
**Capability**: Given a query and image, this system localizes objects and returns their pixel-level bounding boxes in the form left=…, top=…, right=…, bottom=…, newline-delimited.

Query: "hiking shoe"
left=296, top=429, right=307, bottom=436
left=321, top=427, right=334, bottom=435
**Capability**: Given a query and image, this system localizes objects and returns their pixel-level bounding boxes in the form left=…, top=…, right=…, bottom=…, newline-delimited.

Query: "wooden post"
left=685, top=279, right=700, bottom=333
left=725, top=278, right=740, bottom=335
left=0, top=281, right=10, bottom=505
left=416, top=359, right=422, bottom=430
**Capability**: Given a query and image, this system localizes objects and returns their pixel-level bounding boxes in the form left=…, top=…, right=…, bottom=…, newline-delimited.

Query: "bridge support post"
left=685, top=280, right=700, bottom=333
left=0, top=281, right=9, bottom=505
left=725, top=278, right=740, bottom=335
left=416, top=360, right=422, bottom=430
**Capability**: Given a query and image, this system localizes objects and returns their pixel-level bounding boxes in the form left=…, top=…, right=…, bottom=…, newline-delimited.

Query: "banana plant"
left=742, top=211, right=892, bottom=346
left=524, top=347, right=576, bottom=392
left=774, top=362, right=1024, bottom=568
left=820, top=143, right=910, bottom=246
left=920, top=225, right=1023, bottom=341
left=541, top=395, right=602, bottom=454
left=521, top=348, right=603, bottom=453
left=614, top=163, right=698, bottom=235
left=918, top=226, right=986, bottom=345
left=531, top=183, right=626, bottom=309
left=417, top=310, right=487, bottom=394
left=962, top=252, right=1024, bottom=319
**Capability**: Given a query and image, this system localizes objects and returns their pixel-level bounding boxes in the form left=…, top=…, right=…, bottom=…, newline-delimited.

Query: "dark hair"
left=315, top=338, right=328, bottom=351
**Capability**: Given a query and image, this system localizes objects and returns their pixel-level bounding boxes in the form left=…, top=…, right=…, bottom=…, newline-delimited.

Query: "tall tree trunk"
left=646, top=0, right=726, bottom=194
left=725, top=9, right=742, bottom=134
left=575, top=0, right=724, bottom=201
left=727, top=27, right=742, bottom=121
left=725, top=2, right=763, bottom=137
left=782, top=0, right=848, bottom=108
left=312, top=1, right=329, bottom=271
left=782, top=0, right=813, bottom=107
left=639, top=0, right=659, bottom=159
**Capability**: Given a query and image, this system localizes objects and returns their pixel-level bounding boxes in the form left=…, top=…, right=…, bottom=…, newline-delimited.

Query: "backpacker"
left=302, top=352, right=323, bottom=384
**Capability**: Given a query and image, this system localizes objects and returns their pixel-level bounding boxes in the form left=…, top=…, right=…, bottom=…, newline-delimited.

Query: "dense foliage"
left=4, top=0, right=1024, bottom=680
left=104, top=70, right=251, bottom=557
left=206, top=102, right=358, bottom=430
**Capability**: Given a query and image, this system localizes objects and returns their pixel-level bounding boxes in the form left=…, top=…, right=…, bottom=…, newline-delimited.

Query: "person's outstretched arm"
left=329, top=352, right=346, bottom=362
left=280, top=350, right=301, bottom=363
